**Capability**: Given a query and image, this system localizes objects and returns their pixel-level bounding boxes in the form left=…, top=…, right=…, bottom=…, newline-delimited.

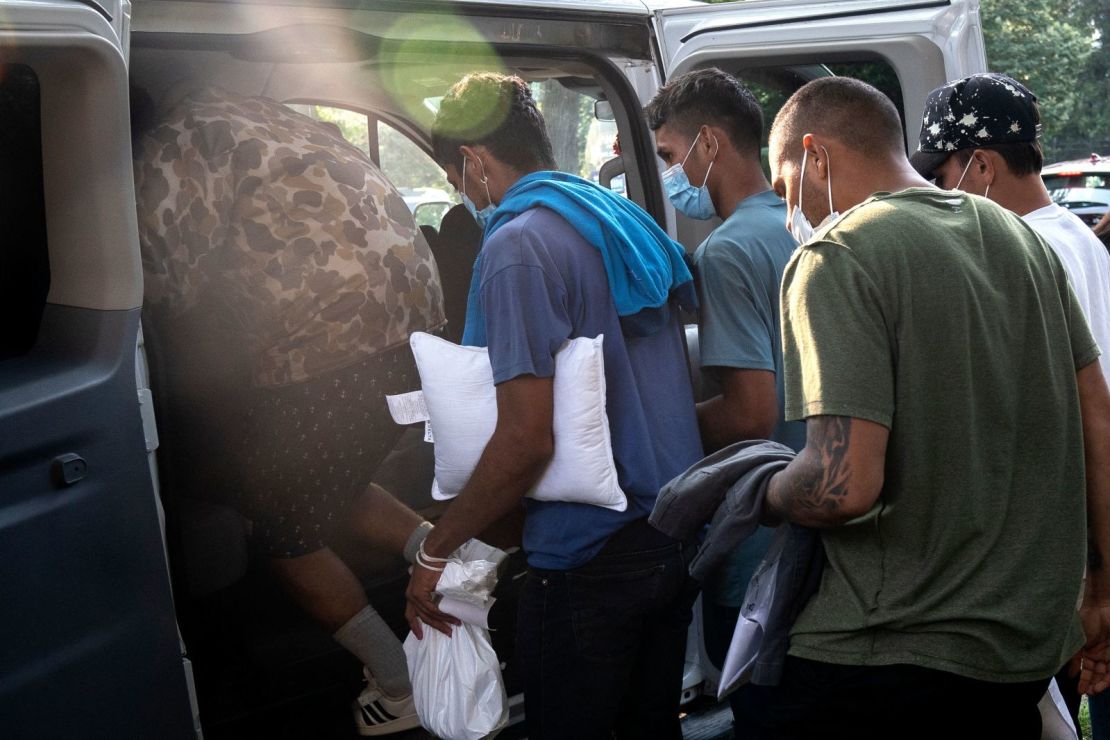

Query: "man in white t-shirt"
left=911, top=73, right=1110, bottom=390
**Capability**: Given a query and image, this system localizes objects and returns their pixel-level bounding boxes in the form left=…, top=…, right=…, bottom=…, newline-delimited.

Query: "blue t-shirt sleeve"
left=696, top=238, right=776, bottom=372
left=480, top=224, right=572, bottom=384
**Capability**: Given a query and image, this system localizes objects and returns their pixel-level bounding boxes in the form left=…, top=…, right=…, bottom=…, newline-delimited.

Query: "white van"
left=0, top=1, right=986, bottom=736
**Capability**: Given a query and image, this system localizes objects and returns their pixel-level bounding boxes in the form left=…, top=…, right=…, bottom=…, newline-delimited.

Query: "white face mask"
left=789, top=144, right=839, bottom=244
left=953, top=155, right=990, bottom=199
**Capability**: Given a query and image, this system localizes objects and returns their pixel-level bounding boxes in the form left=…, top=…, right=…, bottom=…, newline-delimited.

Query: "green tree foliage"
left=534, top=79, right=597, bottom=178
left=979, top=0, right=1100, bottom=155
left=1053, top=0, right=1110, bottom=148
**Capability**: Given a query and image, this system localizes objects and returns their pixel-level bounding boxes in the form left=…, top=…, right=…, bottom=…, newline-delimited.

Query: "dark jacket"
left=649, top=439, right=823, bottom=688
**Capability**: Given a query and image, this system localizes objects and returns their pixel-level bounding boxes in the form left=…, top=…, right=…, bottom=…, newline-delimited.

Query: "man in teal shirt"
left=646, top=68, right=803, bottom=730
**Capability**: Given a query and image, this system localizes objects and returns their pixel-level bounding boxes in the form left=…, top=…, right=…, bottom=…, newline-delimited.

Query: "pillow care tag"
left=386, top=390, right=430, bottom=426
left=424, top=420, right=434, bottom=444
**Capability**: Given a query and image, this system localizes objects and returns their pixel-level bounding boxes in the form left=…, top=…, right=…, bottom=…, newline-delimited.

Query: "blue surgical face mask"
left=461, top=156, right=495, bottom=229
left=662, top=133, right=718, bottom=220
left=788, top=144, right=840, bottom=244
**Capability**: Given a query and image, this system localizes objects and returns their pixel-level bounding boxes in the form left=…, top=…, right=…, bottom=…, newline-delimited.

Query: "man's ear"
left=458, top=144, right=491, bottom=184
left=458, top=145, right=476, bottom=168
left=802, top=133, right=830, bottom=182
left=701, top=124, right=724, bottom=158
left=974, top=149, right=997, bottom=181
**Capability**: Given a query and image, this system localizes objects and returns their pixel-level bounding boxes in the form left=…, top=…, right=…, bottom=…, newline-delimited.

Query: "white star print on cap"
left=911, top=72, right=1042, bottom=178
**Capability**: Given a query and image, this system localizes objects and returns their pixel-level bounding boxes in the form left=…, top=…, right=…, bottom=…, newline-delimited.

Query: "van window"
left=420, top=78, right=625, bottom=197
left=286, top=104, right=373, bottom=156
left=734, top=60, right=906, bottom=165
left=0, top=64, right=49, bottom=361
left=285, top=103, right=457, bottom=229
left=531, top=80, right=620, bottom=189
left=377, top=120, right=457, bottom=229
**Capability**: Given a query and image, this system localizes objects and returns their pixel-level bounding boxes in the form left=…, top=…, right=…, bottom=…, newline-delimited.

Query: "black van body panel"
left=0, top=305, right=194, bottom=738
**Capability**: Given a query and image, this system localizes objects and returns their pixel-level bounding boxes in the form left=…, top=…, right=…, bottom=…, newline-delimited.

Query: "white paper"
left=439, top=595, right=494, bottom=630
left=386, top=390, right=430, bottom=425
left=1037, top=678, right=1078, bottom=739
left=718, top=528, right=787, bottom=699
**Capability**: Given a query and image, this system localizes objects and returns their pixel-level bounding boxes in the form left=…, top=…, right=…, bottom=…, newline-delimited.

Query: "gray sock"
left=333, top=604, right=411, bottom=698
left=403, top=521, right=433, bottom=565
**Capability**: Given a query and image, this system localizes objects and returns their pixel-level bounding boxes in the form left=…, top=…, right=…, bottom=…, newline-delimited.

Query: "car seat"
left=426, top=204, right=481, bottom=343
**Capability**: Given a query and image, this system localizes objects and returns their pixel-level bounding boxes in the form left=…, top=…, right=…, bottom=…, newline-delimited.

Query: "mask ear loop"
left=475, top=155, right=493, bottom=206
left=679, top=134, right=700, bottom=168
left=954, top=154, right=975, bottom=191
left=795, top=146, right=809, bottom=229
left=821, top=145, right=834, bottom=215
left=700, top=135, right=720, bottom=188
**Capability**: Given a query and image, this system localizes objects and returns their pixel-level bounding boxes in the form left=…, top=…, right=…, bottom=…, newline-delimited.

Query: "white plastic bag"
left=436, top=540, right=508, bottom=607
left=404, top=539, right=509, bottom=740
left=404, top=617, right=507, bottom=740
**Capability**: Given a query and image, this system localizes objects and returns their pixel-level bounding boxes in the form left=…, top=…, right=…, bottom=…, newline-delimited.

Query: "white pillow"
left=409, top=332, right=626, bottom=511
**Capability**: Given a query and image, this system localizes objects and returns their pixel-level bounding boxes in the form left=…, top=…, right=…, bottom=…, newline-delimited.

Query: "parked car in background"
left=400, top=188, right=456, bottom=229
left=1042, top=153, right=1110, bottom=227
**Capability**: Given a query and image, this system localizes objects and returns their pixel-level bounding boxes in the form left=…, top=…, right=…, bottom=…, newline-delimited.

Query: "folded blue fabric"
left=462, top=171, right=695, bottom=346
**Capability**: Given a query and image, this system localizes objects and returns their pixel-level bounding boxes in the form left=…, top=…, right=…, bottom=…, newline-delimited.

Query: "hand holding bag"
left=404, top=539, right=509, bottom=740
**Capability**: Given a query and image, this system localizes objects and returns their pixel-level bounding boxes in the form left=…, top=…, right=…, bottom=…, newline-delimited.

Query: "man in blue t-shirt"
left=404, top=73, right=704, bottom=740
left=646, top=68, right=803, bottom=731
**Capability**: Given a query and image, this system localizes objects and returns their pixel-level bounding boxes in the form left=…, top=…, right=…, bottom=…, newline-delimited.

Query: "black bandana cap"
left=910, top=72, right=1042, bottom=178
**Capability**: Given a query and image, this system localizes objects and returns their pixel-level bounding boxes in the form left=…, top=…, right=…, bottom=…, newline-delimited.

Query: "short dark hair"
left=953, top=139, right=1044, bottom=178
left=771, top=76, right=904, bottom=165
left=645, top=68, right=763, bottom=155
left=431, top=73, right=556, bottom=173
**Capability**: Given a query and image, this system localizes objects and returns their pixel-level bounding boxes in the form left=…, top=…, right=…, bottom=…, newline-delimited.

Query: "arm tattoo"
left=778, top=416, right=854, bottom=520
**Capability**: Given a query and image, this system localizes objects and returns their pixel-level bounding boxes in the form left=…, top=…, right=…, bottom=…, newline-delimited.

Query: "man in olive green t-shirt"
left=756, top=76, right=1110, bottom=739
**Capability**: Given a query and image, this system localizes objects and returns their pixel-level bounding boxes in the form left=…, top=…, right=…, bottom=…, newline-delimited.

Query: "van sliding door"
left=0, top=2, right=195, bottom=736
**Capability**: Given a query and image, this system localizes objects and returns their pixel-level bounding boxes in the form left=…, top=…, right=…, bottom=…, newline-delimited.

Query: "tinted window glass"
left=1043, top=174, right=1110, bottom=191
left=531, top=79, right=621, bottom=192
left=377, top=120, right=457, bottom=224
left=733, top=60, right=906, bottom=173
left=286, top=103, right=372, bottom=154
left=0, top=64, right=49, bottom=361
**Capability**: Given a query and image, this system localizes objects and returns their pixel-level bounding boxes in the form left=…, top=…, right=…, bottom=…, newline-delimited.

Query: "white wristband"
left=418, top=541, right=450, bottom=563
left=415, top=543, right=447, bottom=572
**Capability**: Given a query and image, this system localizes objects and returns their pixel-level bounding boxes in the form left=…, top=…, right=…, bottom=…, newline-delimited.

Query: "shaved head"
left=770, top=77, right=905, bottom=168
left=768, top=77, right=920, bottom=234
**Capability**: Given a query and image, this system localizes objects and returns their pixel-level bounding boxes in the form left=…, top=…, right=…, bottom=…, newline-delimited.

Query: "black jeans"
left=756, top=656, right=1050, bottom=740
left=516, top=519, right=698, bottom=740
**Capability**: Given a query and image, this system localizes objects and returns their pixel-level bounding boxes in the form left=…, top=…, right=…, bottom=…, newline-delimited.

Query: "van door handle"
left=51, top=453, right=87, bottom=486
